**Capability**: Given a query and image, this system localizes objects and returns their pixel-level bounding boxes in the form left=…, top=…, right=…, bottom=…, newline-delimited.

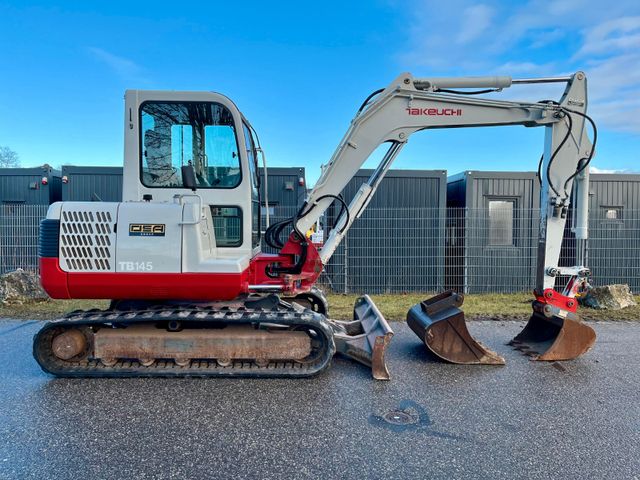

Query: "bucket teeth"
left=407, top=291, right=505, bottom=365
left=509, top=312, right=596, bottom=361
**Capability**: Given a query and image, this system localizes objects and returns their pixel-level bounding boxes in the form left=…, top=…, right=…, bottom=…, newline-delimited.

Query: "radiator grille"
left=59, top=204, right=118, bottom=272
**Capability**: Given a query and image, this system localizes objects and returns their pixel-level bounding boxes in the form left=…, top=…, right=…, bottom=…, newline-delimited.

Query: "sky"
left=0, top=0, right=638, bottom=184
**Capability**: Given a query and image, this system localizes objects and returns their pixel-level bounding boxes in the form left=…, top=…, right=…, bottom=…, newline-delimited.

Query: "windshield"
left=140, top=102, right=241, bottom=188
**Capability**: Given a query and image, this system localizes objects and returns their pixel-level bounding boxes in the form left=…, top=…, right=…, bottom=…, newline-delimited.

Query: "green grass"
left=0, top=299, right=110, bottom=320
left=1, top=293, right=639, bottom=322
left=325, top=292, right=640, bottom=322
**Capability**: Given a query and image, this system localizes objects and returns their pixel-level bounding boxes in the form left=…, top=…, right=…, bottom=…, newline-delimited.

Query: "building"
left=61, top=166, right=123, bottom=202
left=0, top=165, right=61, bottom=273
left=323, top=169, right=447, bottom=294
left=259, top=167, right=307, bottom=252
left=0, top=165, right=61, bottom=205
left=446, top=171, right=540, bottom=293
left=447, top=170, right=640, bottom=293
left=259, top=166, right=306, bottom=222
left=58, top=165, right=309, bottom=209
left=585, top=173, right=640, bottom=290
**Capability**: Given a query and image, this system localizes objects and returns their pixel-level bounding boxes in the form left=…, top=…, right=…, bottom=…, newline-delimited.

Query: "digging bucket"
left=509, top=306, right=596, bottom=361
left=407, top=291, right=505, bottom=365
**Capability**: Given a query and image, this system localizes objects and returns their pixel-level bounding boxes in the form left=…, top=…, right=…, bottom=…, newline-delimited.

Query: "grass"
left=1, top=293, right=639, bottom=322
left=325, top=292, right=640, bottom=322
left=0, top=299, right=110, bottom=320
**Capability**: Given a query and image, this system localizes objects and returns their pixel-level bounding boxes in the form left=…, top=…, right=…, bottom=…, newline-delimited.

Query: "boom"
left=291, top=72, right=593, bottom=294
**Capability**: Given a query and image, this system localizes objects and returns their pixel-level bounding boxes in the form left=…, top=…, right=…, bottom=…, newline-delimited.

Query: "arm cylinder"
left=573, top=164, right=589, bottom=240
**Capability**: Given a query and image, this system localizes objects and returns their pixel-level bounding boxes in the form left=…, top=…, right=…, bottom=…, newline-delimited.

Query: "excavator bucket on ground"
left=509, top=300, right=596, bottom=361
left=330, top=295, right=394, bottom=380
left=407, top=291, right=505, bottom=365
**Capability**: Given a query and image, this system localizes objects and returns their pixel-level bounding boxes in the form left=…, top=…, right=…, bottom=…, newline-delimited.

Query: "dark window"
left=488, top=200, right=515, bottom=246
left=601, top=206, right=623, bottom=221
left=140, top=102, right=241, bottom=189
left=243, top=123, right=260, bottom=248
left=210, top=206, right=242, bottom=247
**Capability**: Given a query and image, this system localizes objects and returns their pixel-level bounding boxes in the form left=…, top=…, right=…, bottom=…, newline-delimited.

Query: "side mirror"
left=181, top=165, right=197, bottom=191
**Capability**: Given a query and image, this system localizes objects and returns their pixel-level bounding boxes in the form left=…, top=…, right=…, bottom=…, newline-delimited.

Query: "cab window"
left=140, top=102, right=241, bottom=189
left=242, top=122, right=260, bottom=248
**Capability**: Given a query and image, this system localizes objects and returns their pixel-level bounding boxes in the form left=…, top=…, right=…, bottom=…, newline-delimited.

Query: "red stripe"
left=40, top=257, right=249, bottom=301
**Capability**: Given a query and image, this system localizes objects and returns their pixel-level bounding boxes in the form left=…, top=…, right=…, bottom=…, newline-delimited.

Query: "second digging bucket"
left=407, top=291, right=505, bottom=365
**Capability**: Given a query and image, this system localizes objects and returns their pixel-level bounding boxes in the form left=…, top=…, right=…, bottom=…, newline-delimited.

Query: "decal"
left=129, top=223, right=166, bottom=237
left=119, top=261, right=154, bottom=272
left=406, top=107, right=463, bottom=116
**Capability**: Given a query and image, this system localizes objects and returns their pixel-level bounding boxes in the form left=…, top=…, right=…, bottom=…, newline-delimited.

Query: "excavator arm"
left=268, top=71, right=596, bottom=363
left=294, top=72, right=592, bottom=283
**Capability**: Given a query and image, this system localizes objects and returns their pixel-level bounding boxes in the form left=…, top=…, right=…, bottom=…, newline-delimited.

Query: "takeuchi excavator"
left=35, top=71, right=597, bottom=379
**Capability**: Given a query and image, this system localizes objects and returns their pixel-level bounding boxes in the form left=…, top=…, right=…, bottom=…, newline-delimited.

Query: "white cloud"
left=590, top=167, right=622, bottom=174
left=87, top=47, right=146, bottom=82
left=575, top=16, right=640, bottom=58
left=456, top=4, right=494, bottom=44
left=529, top=28, right=566, bottom=49
left=395, top=0, right=640, bottom=133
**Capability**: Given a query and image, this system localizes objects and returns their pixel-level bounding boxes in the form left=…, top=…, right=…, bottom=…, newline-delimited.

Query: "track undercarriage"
left=33, top=293, right=394, bottom=380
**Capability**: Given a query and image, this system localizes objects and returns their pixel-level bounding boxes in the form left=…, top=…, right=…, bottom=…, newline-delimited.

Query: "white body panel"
left=115, top=203, right=183, bottom=273
left=49, top=199, right=250, bottom=274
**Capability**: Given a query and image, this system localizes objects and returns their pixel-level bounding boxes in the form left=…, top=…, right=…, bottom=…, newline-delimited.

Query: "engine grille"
left=59, top=204, right=118, bottom=272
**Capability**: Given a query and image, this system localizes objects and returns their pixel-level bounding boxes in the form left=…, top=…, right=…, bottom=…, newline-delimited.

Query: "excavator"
left=34, top=71, right=597, bottom=379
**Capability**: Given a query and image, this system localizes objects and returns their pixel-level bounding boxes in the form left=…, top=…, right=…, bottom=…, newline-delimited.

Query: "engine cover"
left=57, top=201, right=183, bottom=273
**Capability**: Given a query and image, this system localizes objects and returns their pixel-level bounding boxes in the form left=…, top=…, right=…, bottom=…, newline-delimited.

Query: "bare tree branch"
left=0, top=146, right=20, bottom=168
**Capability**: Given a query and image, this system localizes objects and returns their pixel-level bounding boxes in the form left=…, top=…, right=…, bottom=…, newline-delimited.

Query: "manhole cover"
left=382, top=409, right=418, bottom=426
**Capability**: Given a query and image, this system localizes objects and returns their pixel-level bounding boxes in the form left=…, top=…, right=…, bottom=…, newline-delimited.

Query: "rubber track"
left=33, top=304, right=336, bottom=378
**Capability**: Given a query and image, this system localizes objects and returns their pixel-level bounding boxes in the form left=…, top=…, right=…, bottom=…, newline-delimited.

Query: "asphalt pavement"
left=0, top=319, right=638, bottom=480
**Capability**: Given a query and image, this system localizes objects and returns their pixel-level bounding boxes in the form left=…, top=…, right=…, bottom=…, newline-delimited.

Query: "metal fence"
left=0, top=204, right=48, bottom=274
left=2, top=204, right=639, bottom=294
left=319, top=207, right=640, bottom=294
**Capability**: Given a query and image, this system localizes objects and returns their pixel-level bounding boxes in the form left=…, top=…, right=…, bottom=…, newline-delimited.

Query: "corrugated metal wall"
left=61, top=166, right=123, bottom=202
left=448, top=171, right=640, bottom=292
left=259, top=167, right=306, bottom=220
left=587, top=174, right=640, bottom=289
left=325, top=169, right=447, bottom=293
left=0, top=166, right=61, bottom=205
left=447, top=171, right=540, bottom=293
left=259, top=167, right=306, bottom=253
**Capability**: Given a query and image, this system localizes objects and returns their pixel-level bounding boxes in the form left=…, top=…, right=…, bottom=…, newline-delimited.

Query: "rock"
left=580, top=284, right=637, bottom=310
left=0, top=269, right=50, bottom=305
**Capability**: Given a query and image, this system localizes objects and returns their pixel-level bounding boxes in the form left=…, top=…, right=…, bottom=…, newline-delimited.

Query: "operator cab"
left=123, top=91, right=261, bottom=257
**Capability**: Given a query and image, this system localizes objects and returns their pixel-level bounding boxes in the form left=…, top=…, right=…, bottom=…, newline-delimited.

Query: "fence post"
left=343, top=232, right=348, bottom=294
left=463, top=207, right=469, bottom=295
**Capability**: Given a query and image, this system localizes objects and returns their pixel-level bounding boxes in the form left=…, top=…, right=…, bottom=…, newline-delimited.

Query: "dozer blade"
left=330, top=295, right=394, bottom=380
left=407, top=291, right=505, bottom=365
left=509, top=311, right=596, bottom=361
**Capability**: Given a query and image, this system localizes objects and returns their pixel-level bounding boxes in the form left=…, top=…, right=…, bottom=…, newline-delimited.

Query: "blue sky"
left=0, top=0, right=638, bottom=184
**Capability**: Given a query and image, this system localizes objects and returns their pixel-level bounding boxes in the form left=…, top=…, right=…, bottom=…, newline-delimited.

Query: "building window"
left=602, top=206, right=623, bottom=221
left=488, top=200, right=515, bottom=246
left=261, top=204, right=276, bottom=218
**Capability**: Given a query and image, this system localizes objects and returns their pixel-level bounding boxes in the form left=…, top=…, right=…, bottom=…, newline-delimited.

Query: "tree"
left=0, top=146, right=20, bottom=168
